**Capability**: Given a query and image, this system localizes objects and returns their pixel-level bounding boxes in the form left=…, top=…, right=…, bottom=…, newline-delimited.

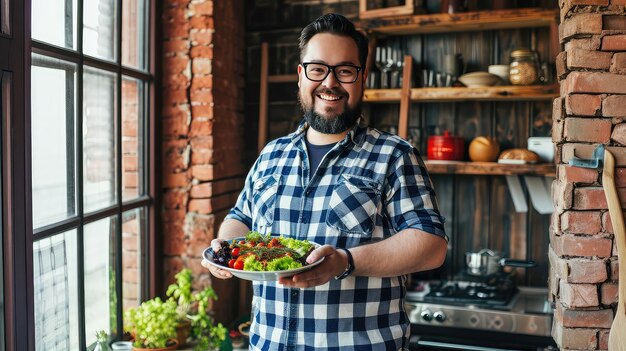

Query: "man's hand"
left=202, top=219, right=250, bottom=279
left=277, top=245, right=348, bottom=288
left=202, top=238, right=233, bottom=279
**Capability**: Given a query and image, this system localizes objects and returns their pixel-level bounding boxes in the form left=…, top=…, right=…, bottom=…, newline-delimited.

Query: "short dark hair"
left=299, top=13, right=369, bottom=68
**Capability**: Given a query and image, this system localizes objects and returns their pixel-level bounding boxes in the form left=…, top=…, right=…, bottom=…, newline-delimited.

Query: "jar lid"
left=510, top=49, right=535, bottom=58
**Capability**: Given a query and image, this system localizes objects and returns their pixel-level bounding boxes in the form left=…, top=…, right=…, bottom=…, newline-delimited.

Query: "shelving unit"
left=364, top=84, right=559, bottom=103
left=358, top=8, right=559, bottom=35
left=424, top=160, right=555, bottom=176
left=357, top=7, right=559, bottom=175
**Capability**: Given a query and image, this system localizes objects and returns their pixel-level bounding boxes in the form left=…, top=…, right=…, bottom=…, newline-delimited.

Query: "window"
left=1, top=69, right=9, bottom=351
left=30, top=0, right=154, bottom=349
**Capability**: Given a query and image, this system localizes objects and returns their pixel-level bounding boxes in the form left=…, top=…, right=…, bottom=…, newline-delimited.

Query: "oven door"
left=409, top=325, right=557, bottom=351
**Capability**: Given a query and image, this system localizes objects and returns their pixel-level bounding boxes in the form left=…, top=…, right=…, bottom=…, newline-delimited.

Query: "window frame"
left=1, top=0, right=161, bottom=349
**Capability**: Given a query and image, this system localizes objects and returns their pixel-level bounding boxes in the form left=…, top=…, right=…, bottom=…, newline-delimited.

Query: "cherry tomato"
left=239, top=240, right=246, bottom=245
left=257, top=242, right=266, bottom=247
left=228, top=259, right=236, bottom=268
left=233, top=260, right=244, bottom=270
left=231, top=248, right=240, bottom=257
left=268, top=238, right=280, bottom=248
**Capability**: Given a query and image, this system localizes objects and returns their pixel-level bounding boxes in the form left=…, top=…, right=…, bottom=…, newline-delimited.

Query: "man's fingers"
left=305, top=244, right=334, bottom=264
left=211, top=238, right=225, bottom=252
left=202, top=258, right=233, bottom=279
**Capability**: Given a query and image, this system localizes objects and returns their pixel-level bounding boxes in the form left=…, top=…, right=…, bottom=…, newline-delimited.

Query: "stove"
left=424, top=275, right=516, bottom=307
left=406, top=278, right=556, bottom=350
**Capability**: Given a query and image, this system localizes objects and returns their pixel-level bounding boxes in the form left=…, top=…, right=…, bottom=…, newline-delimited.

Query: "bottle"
left=509, top=49, right=540, bottom=85
left=94, top=331, right=112, bottom=351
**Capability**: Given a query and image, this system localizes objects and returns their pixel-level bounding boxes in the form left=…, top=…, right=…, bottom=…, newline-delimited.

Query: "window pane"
left=31, top=54, right=77, bottom=229
left=1, top=70, right=9, bottom=351
left=84, top=216, right=118, bottom=346
left=122, top=208, right=144, bottom=311
left=34, top=230, right=80, bottom=351
left=122, top=0, right=146, bottom=69
left=83, top=0, right=117, bottom=61
left=122, top=77, right=144, bottom=201
left=32, top=0, right=76, bottom=49
left=83, top=67, right=117, bottom=212
left=1, top=0, right=10, bottom=35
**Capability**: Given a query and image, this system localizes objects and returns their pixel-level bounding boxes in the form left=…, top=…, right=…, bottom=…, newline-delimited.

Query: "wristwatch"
left=334, top=248, right=355, bottom=280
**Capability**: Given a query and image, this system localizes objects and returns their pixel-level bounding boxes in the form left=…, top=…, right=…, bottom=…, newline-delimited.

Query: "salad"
left=212, top=232, right=316, bottom=271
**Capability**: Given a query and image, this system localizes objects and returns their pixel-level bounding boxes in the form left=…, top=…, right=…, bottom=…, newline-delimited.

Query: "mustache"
left=314, top=87, right=346, bottom=96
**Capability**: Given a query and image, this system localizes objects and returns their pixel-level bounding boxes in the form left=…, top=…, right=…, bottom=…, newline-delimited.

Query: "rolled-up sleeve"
left=385, top=149, right=447, bottom=240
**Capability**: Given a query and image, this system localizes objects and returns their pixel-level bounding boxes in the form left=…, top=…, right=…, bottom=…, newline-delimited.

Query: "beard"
left=298, top=87, right=361, bottom=134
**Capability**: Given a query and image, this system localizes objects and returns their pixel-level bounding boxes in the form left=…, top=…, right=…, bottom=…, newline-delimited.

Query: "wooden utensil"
left=603, top=149, right=626, bottom=351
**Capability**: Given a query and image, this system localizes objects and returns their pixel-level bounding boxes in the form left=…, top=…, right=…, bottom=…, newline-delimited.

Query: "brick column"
left=161, top=0, right=246, bottom=317
left=551, top=1, right=626, bottom=349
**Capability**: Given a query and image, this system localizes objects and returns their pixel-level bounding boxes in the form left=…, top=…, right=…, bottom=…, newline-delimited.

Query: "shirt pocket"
left=326, top=174, right=382, bottom=236
left=252, top=175, right=279, bottom=230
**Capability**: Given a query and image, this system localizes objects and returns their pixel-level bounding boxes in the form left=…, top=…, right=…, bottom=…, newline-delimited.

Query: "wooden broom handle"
left=603, top=149, right=626, bottom=314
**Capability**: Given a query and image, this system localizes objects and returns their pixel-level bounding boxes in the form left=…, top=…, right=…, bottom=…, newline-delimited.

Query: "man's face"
left=297, top=33, right=366, bottom=134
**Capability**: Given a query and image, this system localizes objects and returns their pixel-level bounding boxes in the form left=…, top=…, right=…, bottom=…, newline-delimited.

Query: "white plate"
left=202, top=237, right=324, bottom=281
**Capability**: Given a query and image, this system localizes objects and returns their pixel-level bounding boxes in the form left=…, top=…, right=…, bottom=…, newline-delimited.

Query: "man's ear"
left=297, top=64, right=303, bottom=88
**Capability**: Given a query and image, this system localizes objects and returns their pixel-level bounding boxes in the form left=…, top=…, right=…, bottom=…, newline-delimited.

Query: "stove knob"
left=433, top=311, right=446, bottom=322
left=420, top=309, right=433, bottom=322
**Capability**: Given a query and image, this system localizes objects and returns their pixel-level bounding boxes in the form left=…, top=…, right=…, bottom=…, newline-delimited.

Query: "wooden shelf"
left=268, top=74, right=298, bottom=83
left=358, top=8, right=559, bottom=36
left=364, top=85, right=558, bottom=103
left=424, top=160, right=556, bottom=176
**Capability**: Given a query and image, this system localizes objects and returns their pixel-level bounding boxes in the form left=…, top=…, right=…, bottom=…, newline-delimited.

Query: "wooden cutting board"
left=604, top=150, right=626, bottom=351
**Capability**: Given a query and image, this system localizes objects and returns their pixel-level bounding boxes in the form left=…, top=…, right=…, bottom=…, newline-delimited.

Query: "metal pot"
left=465, top=249, right=536, bottom=276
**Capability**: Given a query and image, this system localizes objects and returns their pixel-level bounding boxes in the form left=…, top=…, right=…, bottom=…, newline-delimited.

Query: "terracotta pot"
left=176, top=320, right=191, bottom=346
left=131, top=339, right=179, bottom=351
left=427, top=131, right=464, bottom=161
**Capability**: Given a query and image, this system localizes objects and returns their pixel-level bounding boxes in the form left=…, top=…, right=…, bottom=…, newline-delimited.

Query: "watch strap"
left=334, top=248, right=355, bottom=280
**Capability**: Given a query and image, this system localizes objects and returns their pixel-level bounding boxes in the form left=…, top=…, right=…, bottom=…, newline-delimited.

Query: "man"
left=204, top=13, right=447, bottom=351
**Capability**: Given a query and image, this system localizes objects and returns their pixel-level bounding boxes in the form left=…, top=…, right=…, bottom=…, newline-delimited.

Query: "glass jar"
left=509, top=49, right=540, bottom=85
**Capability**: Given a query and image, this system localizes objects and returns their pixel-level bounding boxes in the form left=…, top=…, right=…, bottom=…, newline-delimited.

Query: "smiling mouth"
left=317, top=93, right=343, bottom=102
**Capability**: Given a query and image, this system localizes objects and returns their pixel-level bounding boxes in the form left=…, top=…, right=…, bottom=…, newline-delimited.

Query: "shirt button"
left=304, top=188, right=311, bottom=195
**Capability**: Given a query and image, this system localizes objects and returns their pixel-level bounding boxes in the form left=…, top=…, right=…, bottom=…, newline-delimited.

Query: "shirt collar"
left=291, top=117, right=367, bottom=147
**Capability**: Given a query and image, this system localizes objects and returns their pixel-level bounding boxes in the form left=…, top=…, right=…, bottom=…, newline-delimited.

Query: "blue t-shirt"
left=305, top=137, right=336, bottom=173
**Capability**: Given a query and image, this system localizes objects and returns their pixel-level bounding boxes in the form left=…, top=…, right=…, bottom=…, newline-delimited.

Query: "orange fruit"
left=469, top=137, right=500, bottom=162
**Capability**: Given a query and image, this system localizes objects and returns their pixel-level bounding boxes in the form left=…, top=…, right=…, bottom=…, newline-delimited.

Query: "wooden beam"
left=397, top=55, right=412, bottom=140
left=267, top=74, right=297, bottom=83
left=258, top=42, right=269, bottom=154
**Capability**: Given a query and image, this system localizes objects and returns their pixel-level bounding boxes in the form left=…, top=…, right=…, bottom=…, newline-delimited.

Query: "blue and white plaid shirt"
left=226, top=119, right=446, bottom=351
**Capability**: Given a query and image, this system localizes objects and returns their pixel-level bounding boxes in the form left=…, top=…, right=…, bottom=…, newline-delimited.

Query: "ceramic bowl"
left=488, top=65, right=510, bottom=84
left=458, top=72, right=501, bottom=87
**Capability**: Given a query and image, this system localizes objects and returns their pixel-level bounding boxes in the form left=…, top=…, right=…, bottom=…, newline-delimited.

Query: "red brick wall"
left=551, top=1, right=626, bottom=349
left=161, top=0, right=246, bottom=311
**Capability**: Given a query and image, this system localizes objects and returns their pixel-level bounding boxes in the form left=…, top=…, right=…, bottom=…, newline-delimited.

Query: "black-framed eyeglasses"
left=301, top=62, right=363, bottom=83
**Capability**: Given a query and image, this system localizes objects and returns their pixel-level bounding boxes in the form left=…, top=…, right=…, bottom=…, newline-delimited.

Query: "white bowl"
left=458, top=72, right=501, bottom=87
left=202, top=237, right=324, bottom=281
left=488, top=65, right=510, bottom=84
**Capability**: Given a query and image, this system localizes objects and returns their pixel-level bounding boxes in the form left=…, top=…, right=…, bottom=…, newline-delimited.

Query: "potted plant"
left=123, top=297, right=179, bottom=351
left=166, top=268, right=227, bottom=351
left=166, top=269, right=194, bottom=344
